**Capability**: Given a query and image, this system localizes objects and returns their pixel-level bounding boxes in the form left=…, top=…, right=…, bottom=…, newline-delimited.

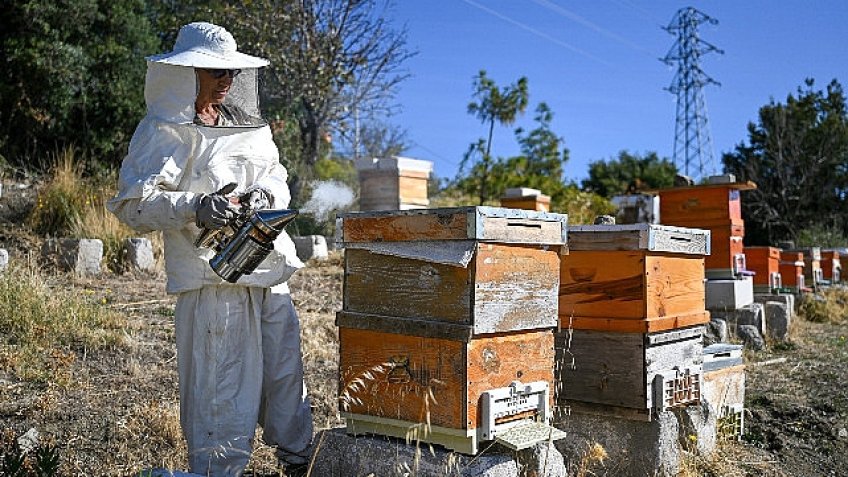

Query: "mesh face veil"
left=197, top=67, right=267, bottom=128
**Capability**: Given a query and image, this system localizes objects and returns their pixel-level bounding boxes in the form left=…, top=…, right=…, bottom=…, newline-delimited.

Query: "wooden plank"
left=336, top=311, right=474, bottom=342
left=559, top=250, right=645, bottom=319
left=557, top=330, right=647, bottom=409
left=567, top=224, right=710, bottom=255
left=466, top=330, right=554, bottom=430
left=472, top=244, right=560, bottom=333
left=339, top=327, right=469, bottom=429
left=339, top=207, right=567, bottom=244
left=342, top=209, right=470, bottom=242
left=645, top=254, right=706, bottom=318
left=562, top=311, right=710, bottom=334
left=343, top=248, right=473, bottom=324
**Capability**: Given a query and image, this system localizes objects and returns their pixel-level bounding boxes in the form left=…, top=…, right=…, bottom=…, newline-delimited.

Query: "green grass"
left=0, top=258, right=127, bottom=385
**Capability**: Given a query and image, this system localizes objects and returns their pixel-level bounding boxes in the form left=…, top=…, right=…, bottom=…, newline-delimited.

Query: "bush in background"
left=798, top=287, right=848, bottom=324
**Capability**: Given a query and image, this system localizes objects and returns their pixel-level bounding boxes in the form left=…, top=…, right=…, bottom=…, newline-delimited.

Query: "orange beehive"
left=558, top=224, right=711, bottom=334
left=779, top=251, right=806, bottom=292
left=657, top=182, right=756, bottom=278
left=499, top=194, right=551, bottom=212
left=337, top=206, right=568, bottom=453
left=745, top=246, right=781, bottom=290
left=822, top=250, right=842, bottom=283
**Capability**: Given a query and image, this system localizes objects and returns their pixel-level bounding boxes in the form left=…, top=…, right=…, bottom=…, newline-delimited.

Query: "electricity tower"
left=662, top=7, right=724, bottom=179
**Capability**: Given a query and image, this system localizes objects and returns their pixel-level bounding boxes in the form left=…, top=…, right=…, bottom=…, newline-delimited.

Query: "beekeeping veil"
left=145, top=21, right=267, bottom=127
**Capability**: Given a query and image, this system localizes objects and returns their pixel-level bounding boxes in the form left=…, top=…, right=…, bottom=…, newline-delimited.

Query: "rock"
left=309, top=428, right=524, bottom=476
left=593, top=215, right=616, bottom=225
left=293, top=235, right=329, bottom=262
left=764, top=301, right=791, bottom=340
left=0, top=248, right=8, bottom=272
left=736, top=325, right=765, bottom=351
left=704, top=319, right=728, bottom=345
left=124, top=237, right=156, bottom=272
left=41, top=238, right=103, bottom=276
left=17, top=427, right=39, bottom=454
left=839, top=428, right=847, bottom=439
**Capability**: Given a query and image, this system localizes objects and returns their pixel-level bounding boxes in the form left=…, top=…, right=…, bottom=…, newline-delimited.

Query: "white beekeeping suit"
left=107, top=22, right=313, bottom=476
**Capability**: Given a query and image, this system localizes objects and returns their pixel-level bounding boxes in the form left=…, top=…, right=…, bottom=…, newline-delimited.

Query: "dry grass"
left=0, top=256, right=127, bottom=385
left=797, top=286, right=848, bottom=323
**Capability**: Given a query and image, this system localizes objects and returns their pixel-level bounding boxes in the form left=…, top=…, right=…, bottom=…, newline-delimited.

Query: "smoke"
left=300, top=180, right=355, bottom=222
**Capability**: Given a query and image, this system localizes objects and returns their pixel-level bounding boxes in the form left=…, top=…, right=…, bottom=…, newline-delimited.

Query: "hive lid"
left=567, top=223, right=710, bottom=255
left=338, top=206, right=568, bottom=245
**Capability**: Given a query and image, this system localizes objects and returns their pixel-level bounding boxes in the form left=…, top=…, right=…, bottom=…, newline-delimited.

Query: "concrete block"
left=309, top=428, right=564, bottom=477
left=711, top=303, right=765, bottom=337
left=293, top=235, right=329, bottom=262
left=674, top=402, right=717, bottom=455
left=705, top=277, right=754, bottom=310
left=736, top=325, right=765, bottom=350
left=41, top=238, right=103, bottom=276
left=704, top=319, right=728, bottom=346
left=124, top=237, right=156, bottom=272
left=754, top=293, right=795, bottom=314
left=764, top=301, right=791, bottom=340
left=554, top=411, right=681, bottom=477
left=0, top=248, right=8, bottom=272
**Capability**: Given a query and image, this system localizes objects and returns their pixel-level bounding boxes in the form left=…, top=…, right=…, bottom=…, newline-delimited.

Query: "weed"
left=798, top=287, right=848, bottom=323
left=0, top=429, right=61, bottom=477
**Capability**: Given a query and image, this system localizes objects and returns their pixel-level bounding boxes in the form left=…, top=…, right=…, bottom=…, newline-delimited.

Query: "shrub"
left=798, top=287, right=848, bottom=324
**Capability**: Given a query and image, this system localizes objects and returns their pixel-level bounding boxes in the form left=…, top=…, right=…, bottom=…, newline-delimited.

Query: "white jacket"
left=107, top=62, right=303, bottom=294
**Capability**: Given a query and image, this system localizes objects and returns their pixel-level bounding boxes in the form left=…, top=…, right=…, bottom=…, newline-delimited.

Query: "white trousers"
left=175, top=284, right=313, bottom=476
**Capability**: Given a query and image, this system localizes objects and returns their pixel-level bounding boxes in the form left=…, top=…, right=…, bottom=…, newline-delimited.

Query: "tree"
left=0, top=0, right=160, bottom=169
left=147, top=0, right=413, bottom=202
left=461, top=70, right=529, bottom=204
left=723, top=79, right=848, bottom=245
left=582, top=151, right=678, bottom=198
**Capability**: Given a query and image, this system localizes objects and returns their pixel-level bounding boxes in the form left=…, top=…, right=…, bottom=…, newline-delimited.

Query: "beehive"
left=799, top=247, right=824, bottom=287
left=656, top=182, right=756, bottom=278
left=822, top=250, right=842, bottom=283
left=558, top=325, right=705, bottom=420
left=499, top=187, right=551, bottom=212
left=745, top=246, right=781, bottom=293
left=559, top=224, right=711, bottom=333
left=337, top=206, right=567, bottom=453
left=355, top=156, right=432, bottom=211
left=778, top=251, right=807, bottom=292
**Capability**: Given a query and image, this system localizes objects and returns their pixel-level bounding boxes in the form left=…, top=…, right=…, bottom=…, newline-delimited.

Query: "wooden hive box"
left=799, top=247, right=824, bottom=286
left=745, top=246, right=781, bottom=292
left=559, top=224, right=711, bottom=334
left=557, top=325, right=705, bottom=420
left=656, top=182, right=755, bottom=227
left=656, top=182, right=755, bottom=278
left=355, top=156, right=432, bottom=211
left=822, top=250, right=842, bottom=283
left=779, top=251, right=807, bottom=292
left=337, top=206, right=568, bottom=453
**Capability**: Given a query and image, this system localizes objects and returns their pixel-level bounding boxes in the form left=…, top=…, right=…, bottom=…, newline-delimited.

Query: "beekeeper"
left=107, top=22, right=313, bottom=476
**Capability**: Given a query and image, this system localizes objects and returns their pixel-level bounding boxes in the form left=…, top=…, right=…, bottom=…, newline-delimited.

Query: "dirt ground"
left=1, top=181, right=847, bottom=476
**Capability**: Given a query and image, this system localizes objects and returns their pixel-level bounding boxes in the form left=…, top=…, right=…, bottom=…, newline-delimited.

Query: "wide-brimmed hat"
left=147, top=22, right=269, bottom=69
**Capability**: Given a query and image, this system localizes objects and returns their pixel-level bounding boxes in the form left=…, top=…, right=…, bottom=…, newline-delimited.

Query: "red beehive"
left=779, top=251, right=807, bottom=292
left=822, top=250, right=842, bottom=283
left=745, top=246, right=781, bottom=292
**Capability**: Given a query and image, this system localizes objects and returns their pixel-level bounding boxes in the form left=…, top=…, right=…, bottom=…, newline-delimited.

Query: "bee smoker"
left=195, top=208, right=299, bottom=283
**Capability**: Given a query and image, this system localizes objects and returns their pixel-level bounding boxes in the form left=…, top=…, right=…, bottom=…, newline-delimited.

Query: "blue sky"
left=384, top=1, right=848, bottom=183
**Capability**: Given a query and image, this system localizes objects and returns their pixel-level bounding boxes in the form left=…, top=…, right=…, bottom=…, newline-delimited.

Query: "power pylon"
left=662, top=7, right=724, bottom=179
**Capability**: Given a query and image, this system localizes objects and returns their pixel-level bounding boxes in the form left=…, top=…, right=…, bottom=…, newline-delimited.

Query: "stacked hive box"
left=557, top=223, right=710, bottom=420
left=744, top=246, right=782, bottom=293
left=354, top=156, right=432, bottom=211
left=798, top=247, right=824, bottom=289
left=499, top=187, right=551, bottom=212
left=658, top=182, right=757, bottom=311
left=336, top=206, right=568, bottom=454
left=657, top=182, right=755, bottom=279
left=779, top=251, right=807, bottom=293
left=822, top=250, right=842, bottom=284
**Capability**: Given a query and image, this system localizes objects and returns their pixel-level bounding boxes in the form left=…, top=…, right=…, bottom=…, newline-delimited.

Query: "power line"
left=461, top=0, right=613, bottom=67
left=529, top=0, right=655, bottom=57
left=661, top=7, right=724, bottom=179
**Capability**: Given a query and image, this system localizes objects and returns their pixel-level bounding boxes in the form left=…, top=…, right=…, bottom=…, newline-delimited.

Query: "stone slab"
left=124, top=237, right=156, bottom=272
left=41, top=238, right=103, bottom=276
left=710, top=303, right=765, bottom=337
left=309, top=427, right=565, bottom=477
left=754, top=293, right=795, bottom=313
left=0, top=248, right=8, bottom=272
left=293, top=235, right=329, bottom=261
left=554, top=404, right=716, bottom=477
left=763, top=301, right=791, bottom=340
